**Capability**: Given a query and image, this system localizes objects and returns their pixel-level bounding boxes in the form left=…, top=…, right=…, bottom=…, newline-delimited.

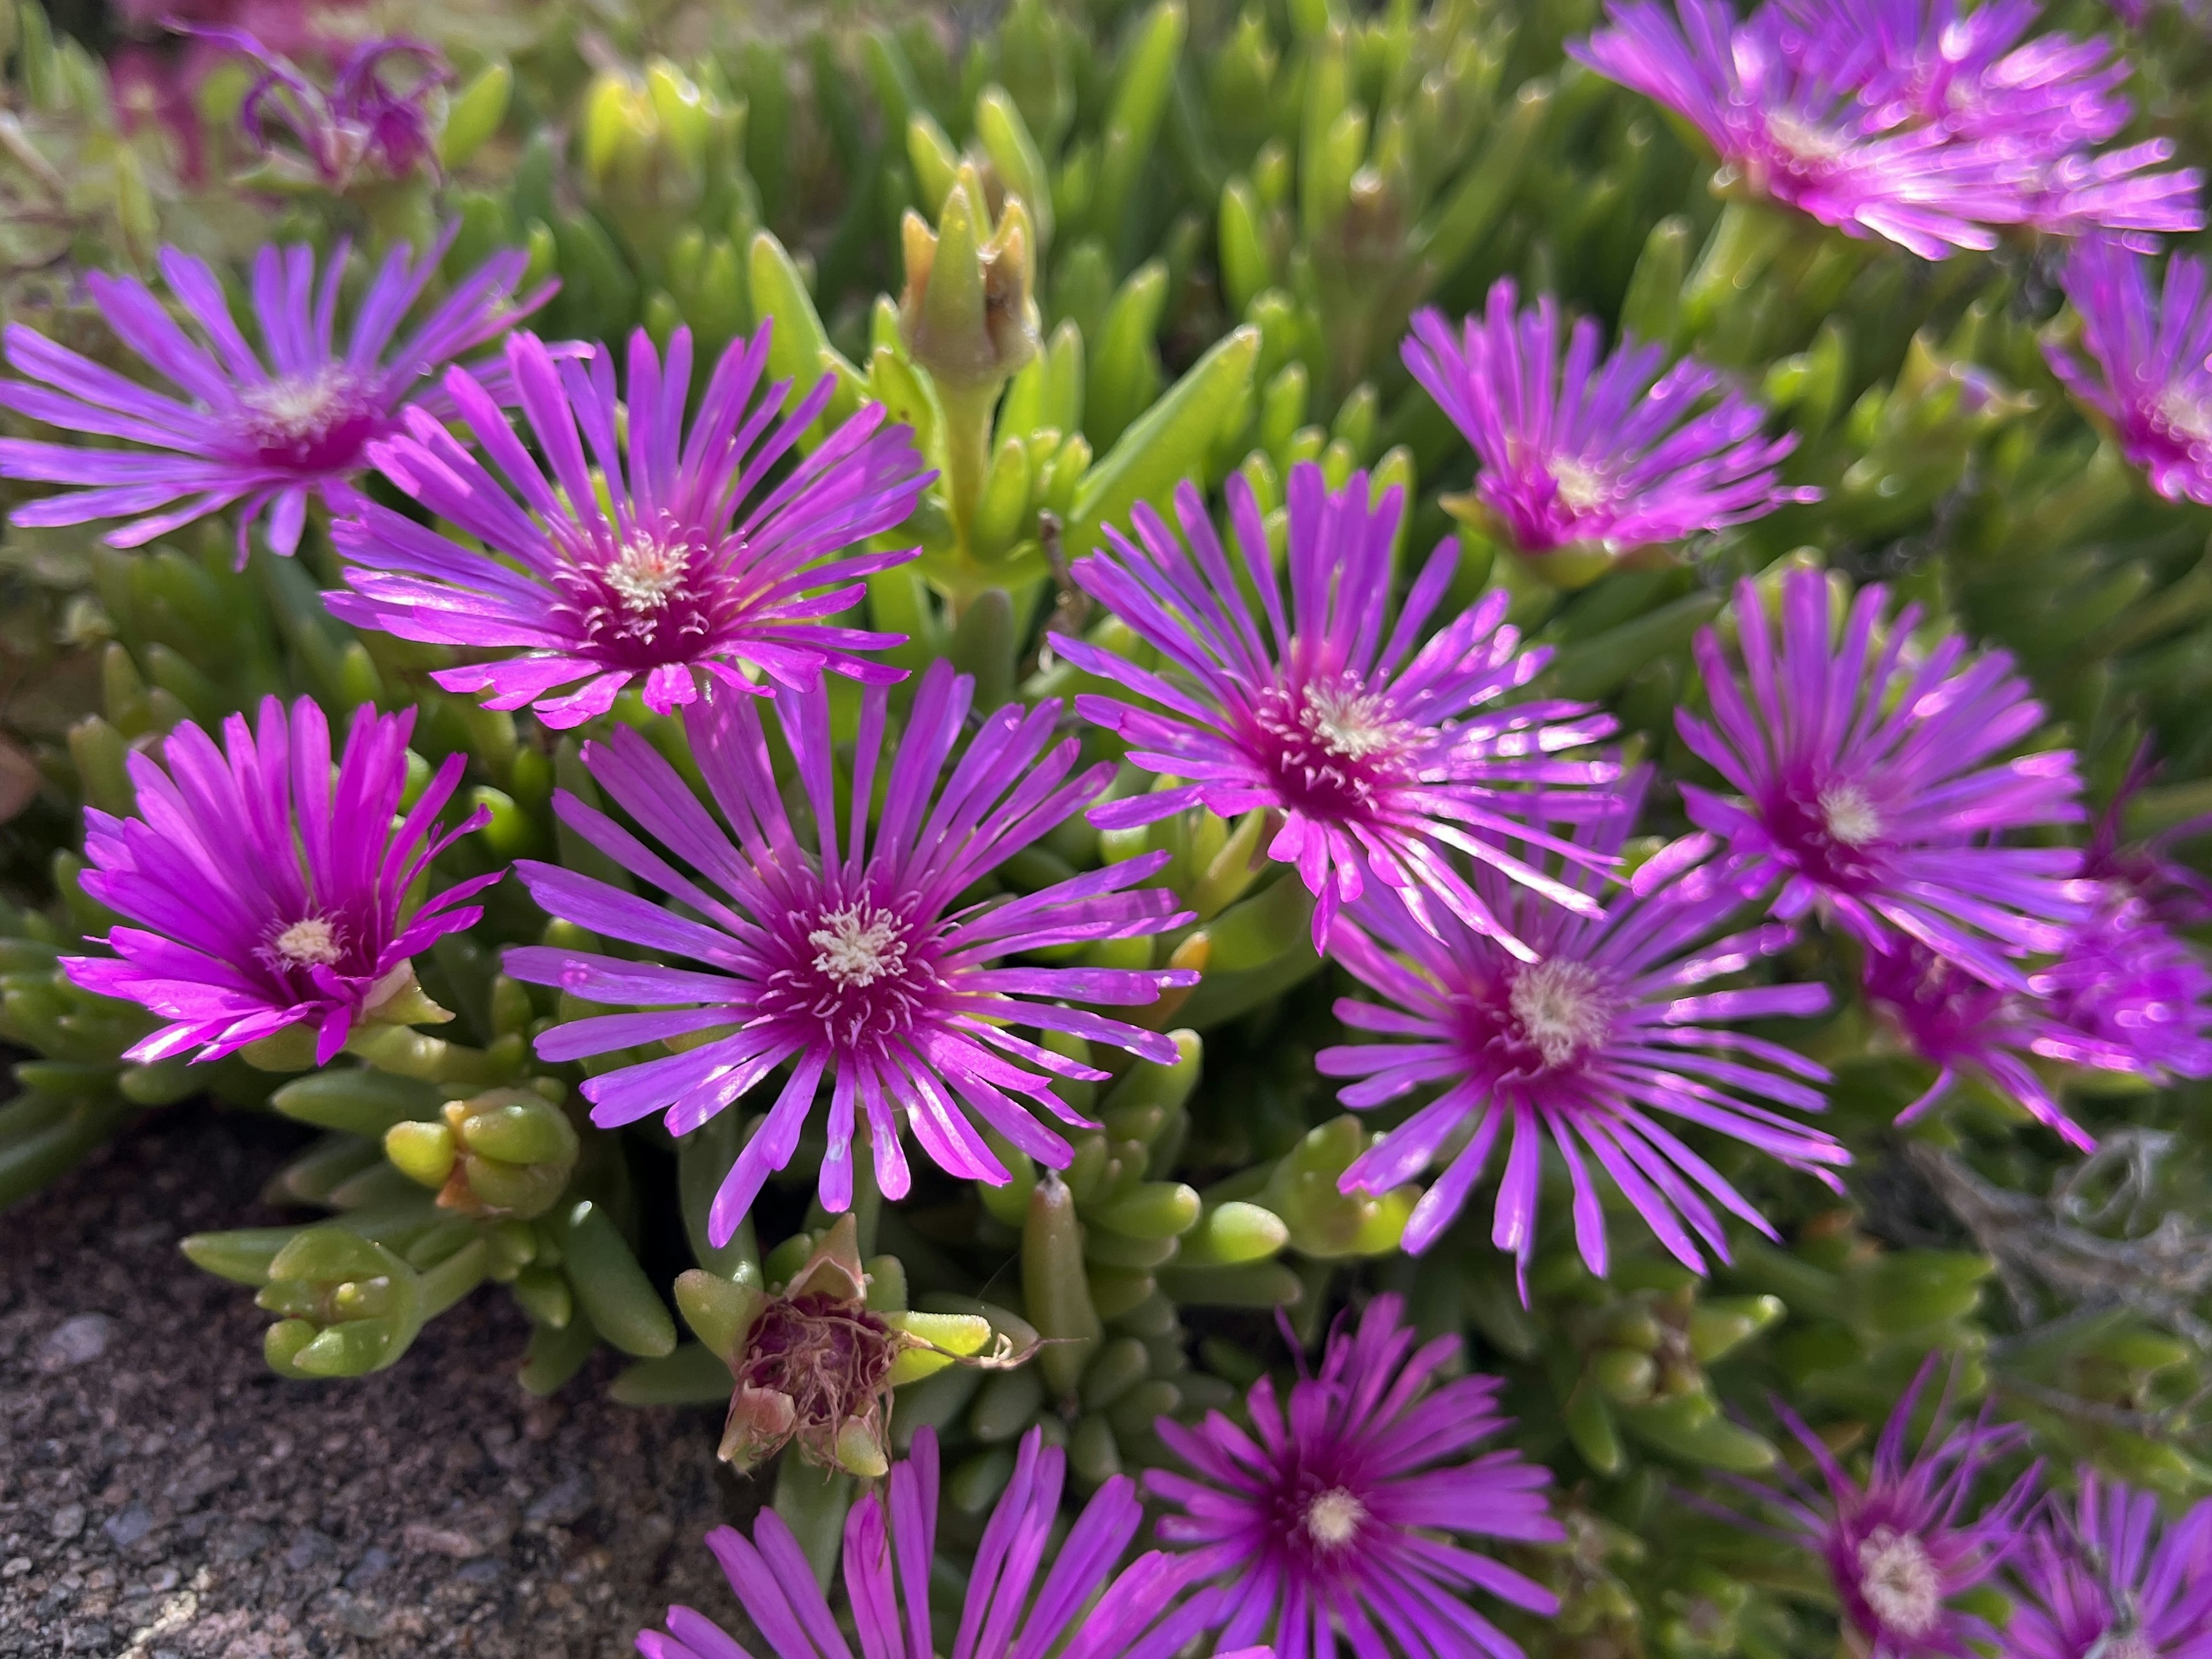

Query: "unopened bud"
left=899, top=164, right=1040, bottom=393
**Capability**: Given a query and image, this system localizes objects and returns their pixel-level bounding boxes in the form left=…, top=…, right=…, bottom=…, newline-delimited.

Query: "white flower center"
left=273, top=917, right=342, bottom=968
left=1302, top=1487, right=1367, bottom=1551
left=2101, top=1633, right=2158, bottom=1659
left=1765, top=112, right=1853, bottom=166
left=1819, top=782, right=1883, bottom=847
left=240, top=368, right=357, bottom=442
left=604, top=537, right=690, bottom=612
left=1550, top=457, right=1612, bottom=514
left=808, top=903, right=910, bottom=990
left=1508, top=959, right=1613, bottom=1068
left=1856, top=1527, right=1942, bottom=1637
left=2155, top=387, right=2212, bottom=446
left=1300, top=682, right=1403, bottom=762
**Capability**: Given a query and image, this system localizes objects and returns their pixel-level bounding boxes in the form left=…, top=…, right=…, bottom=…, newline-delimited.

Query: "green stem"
left=938, top=379, right=1001, bottom=572
left=347, top=1023, right=503, bottom=1086
left=419, top=1237, right=490, bottom=1319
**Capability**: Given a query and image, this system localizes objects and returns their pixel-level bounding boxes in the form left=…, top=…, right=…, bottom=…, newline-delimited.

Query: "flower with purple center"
left=2009, top=1472, right=2212, bottom=1659
left=638, top=1425, right=1253, bottom=1659
left=1726, top=1360, right=2041, bottom=1659
left=0, top=233, right=543, bottom=561
left=2047, top=237, right=2212, bottom=507
left=1048, top=463, right=1620, bottom=953
left=1145, top=1290, right=1563, bottom=1659
left=2035, top=890, right=2212, bottom=1082
left=1862, top=937, right=2150, bottom=1151
left=329, top=327, right=931, bottom=729
left=59, top=697, right=497, bottom=1066
left=505, top=660, right=1195, bottom=1244
left=1675, top=566, right=2091, bottom=991
left=1317, top=771, right=1847, bottom=1283
left=1402, top=282, right=1817, bottom=563
left=197, top=26, right=450, bottom=189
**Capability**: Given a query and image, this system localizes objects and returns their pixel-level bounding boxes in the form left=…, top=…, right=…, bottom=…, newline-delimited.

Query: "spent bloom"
left=2047, top=237, right=2212, bottom=507
left=1675, top=566, right=2090, bottom=991
left=638, top=1425, right=1251, bottom=1659
left=505, top=661, right=1195, bottom=1245
left=1863, top=937, right=2151, bottom=1151
left=60, top=697, right=496, bottom=1065
left=1051, top=463, right=1619, bottom=953
left=1728, top=1360, right=2040, bottom=1659
left=0, top=234, right=543, bottom=561
left=331, top=327, right=931, bottom=729
left=1319, top=772, right=1846, bottom=1282
left=1402, top=282, right=1816, bottom=563
left=198, top=26, right=451, bottom=189
left=1146, top=1291, right=1562, bottom=1659
left=2009, top=1473, right=2212, bottom=1659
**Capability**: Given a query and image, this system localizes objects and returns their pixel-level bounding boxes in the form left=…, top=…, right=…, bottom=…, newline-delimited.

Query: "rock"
left=213, top=1521, right=272, bottom=1562
left=50, top=1501, right=86, bottom=1540
left=524, top=1473, right=594, bottom=1528
left=35, top=1313, right=115, bottom=1372
left=102, top=1502, right=156, bottom=1549
left=342, top=1546, right=392, bottom=1589
left=282, top=1528, right=335, bottom=1571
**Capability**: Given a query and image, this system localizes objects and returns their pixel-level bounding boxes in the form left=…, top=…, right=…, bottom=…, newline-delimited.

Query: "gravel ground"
left=0, top=1103, right=746, bottom=1657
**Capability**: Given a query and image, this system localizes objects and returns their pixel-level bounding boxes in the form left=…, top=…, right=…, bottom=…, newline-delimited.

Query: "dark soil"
left=0, top=1104, right=747, bottom=1657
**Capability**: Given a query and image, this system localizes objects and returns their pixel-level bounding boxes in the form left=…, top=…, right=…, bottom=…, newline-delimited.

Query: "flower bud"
left=385, top=1088, right=579, bottom=1220
left=899, top=164, right=1041, bottom=394
left=257, top=1228, right=426, bottom=1380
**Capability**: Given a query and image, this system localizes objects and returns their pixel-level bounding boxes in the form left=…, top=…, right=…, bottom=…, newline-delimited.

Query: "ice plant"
left=0, top=234, right=543, bottom=560
left=1317, top=773, right=1846, bottom=1281
left=2035, top=893, right=2212, bottom=1082
left=1728, top=1361, right=2040, bottom=1659
left=1145, top=1291, right=1563, bottom=1659
left=1863, top=938, right=2151, bottom=1151
left=638, top=1426, right=1248, bottom=1659
left=1675, top=565, right=2090, bottom=991
left=1050, top=463, right=1620, bottom=952
left=197, top=26, right=451, bottom=189
left=505, top=660, right=1195, bottom=1243
left=1402, top=281, right=1816, bottom=565
left=329, top=327, right=932, bottom=728
left=2047, top=237, right=2212, bottom=507
left=2008, top=1473, right=2212, bottom=1659
left=59, top=697, right=497, bottom=1065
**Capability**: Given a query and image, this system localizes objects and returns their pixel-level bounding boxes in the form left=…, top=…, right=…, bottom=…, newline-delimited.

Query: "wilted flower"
left=331, top=327, right=931, bottom=728
left=0, top=234, right=543, bottom=560
left=1320, top=771, right=1845, bottom=1282
left=2009, top=1472, right=2212, bottom=1659
left=1147, top=1291, right=1563, bottom=1659
left=1403, top=282, right=1816, bottom=565
left=197, top=26, right=452, bottom=189
left=1726, top=1360, right=2040, bottom=1659
left=60, top=698, right=496, bottom=1065
left=2047, top=237, right=2212, bottom=507
left=505, top=661, right=1195, bottom=1244
left=639, top=1425, right=1251, bottom=1659
left=1051, top=463, right=1620, bottom=952
left=1676, top=566, right=2090, bottom=990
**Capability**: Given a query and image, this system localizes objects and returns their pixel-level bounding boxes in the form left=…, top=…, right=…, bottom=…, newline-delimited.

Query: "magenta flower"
left=59, top=698, right=497, bottom=1066
left=0, top=234, right=543, bottom=561
left=2036, top=891, right=2212, bottom=1082
left=2009, top=1473, right=2212, bottom=1659
left=1049, top=463, right=1620, bottom=953
left=1402, top=282, right=1816, bottom=561
left=1675, top=566, right=2090, bottom=991
left=1318, top=773, right=1846, bottom=1282
left=505, top=661, right=1195, bottom=1244
left=1146, top=1291, right=1562, bottom=1659
left=2047, top=237, right=2212, bottom=507
left=1730, top=1361, right=2041, bottom=1659
left=639, top=1426, right=1253, bottom=1659
left=330, top=327, right=931, bottom=729
left=196, top=26, right=450, bottom=188
left=1863, top=937, right=2150, bottom=1152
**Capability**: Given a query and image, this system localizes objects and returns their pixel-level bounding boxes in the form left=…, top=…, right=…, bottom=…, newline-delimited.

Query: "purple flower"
left=505, top=660, right=1195, bottom=1245
left=2036, top=890, right=2212, bottom=1081
left=197, top=26, right=450, bottom=188
left=638, top=1426, right=1253, bottom=1659
left=1402, top=282, right=1816, bottom=562
left=1863, top=937, right=2149, bottom=1151
left=329, top=327, right=931, bottom=729
left=2009, top=1472, right=2212, bottom=1659
left=2047, top=237, right=2212, bottom=507
left=1049, top=463, right=1620, bottom=953
left=1317, top=772, right=1846, bottom=1282
left=1730, top=1360, right=2040, bottom=1659
left=1675, top=566, right=2090, bottom=991
left=59, top=697, right=497, bottom=1065
left=1145, top=1291, right=1563, bottom=1659
left=0, top=234, right=543, bottom=561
